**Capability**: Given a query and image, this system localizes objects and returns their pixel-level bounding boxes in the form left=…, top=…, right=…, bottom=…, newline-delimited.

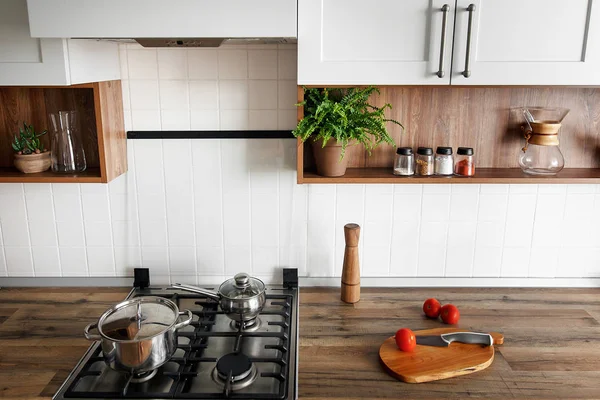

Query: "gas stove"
left=53, top=268, right=298, bottom=400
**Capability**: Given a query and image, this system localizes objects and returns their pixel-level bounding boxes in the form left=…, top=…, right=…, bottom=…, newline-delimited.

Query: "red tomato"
left=422, top=298, right=441, bottom=318
left=395, top=328, right=416, bottom=352
left=440, top=304, right=460, bottom=324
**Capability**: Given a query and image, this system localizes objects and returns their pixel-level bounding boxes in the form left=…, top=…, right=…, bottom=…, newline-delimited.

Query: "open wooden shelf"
left=296, top=86, right=600, bottom=185
left=0, top=167, right=102, bottom=183
left=0, top=81, right=126, bottom=183
left=300, top=168, right=600, bottom=184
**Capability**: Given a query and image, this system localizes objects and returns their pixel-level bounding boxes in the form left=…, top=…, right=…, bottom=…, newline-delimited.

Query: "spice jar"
left=393, top=147, right=414, bottom=176
left=454, top=147, right=475, bottom=176
left=434, top=147, right=453, bottom=175
left=415, top=147, right=434, bottom=176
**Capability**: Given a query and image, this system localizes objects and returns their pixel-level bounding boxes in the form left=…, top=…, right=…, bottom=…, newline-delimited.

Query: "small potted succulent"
left=293, top=86, right=403, bottom=177
left=12, top=123, right=51, bottom=174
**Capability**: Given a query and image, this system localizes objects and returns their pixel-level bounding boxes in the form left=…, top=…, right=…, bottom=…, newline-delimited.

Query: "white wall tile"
left=129, top=80, right=160, bottom=110
left=509, top=184, right=538, bottom=194
left=5, top=247, right=34, bottom=276
left=188, top=49, right=218, bottom=79
left=473, top=246, right=502, bottom=277
left=564, top=194, right=595, bottom=219
left=529, top=247, right=559, bottom=277
left=82, top=194, right=110, bottom=221
left=191, top=110, right=220, bottom=129
left=59, top=247, right=88, bottom=276
left=1, top=218, right=30, bottom=246
left=141, top=247, right=169, bottom=275
left=556, top=247, right=588, bottom=278
left=420, top=221, right=448, bottom=248
left=306, top=218, right=335, bottom=277
left=28, top=221, right=58, bottom=246
left=363, top=220, right=392, bottom=247
left=362, top=245, right=390, bottom=276
left=131, top=110, right=161, bottom=130
left=278, top=50, right=297, bottom=80
left=336, top=185, right=365, bottom=223
left=0, top=184, right=24, bottom=195
left=249, top=80, right=277, bottom=110
left=248, top=50, right=277, bottom=79
left=417, top=246, right=446, bottom=276
left=169, top=246, right=196, bottom=275
left=24, top=183, right=51, bottom=194
left=252, top=246, right=278, bottom=275
left=277, top=110, right=297, bottom=130
left=119, top=45, right=129, bottom=78
left=32, top=246, right=61, bottom=276
left=217, top=49, right=248, bottom=79
left=480, top=184, right=509, bottom=194
left=87, top=247, right=115, bottom=276
left=562, top=219, right=595, bottom=247
left=278, top=80, right=297, bottom=110
left=139, top=219, right=168, bottom=246
left=57, top=220, right=85, bottom=246
left=538, top=184, right=567, bottom=194
left=54, top=194, right=82, bottom=221
left=121, top=80, right=131, bottom=109
left=503, top=218, right=534, bottom=248
left=159, top=80, right=189, bottom=109
left=423, top=184, right=451, bottom=194
left=134, top=140, right=165, bottom=194
left=51, top=183, right=80, bottom=196
left=164, top=140, right=193, bottom=194
left=161, top=110, right=191, bottom=130
left=449, top=193, right=478, bottom=221
left=224, top=246, right=251, bottom=276
left=114, top=247, right=142, bottom=277
left=451, top=184, right=479, bottom=194
left=393, top=193, right=421, bottom=221
left=220, top=110, right=249, bottom=130
left=110, top=193, right=133, bottom=221
left=445, top=245, right=474, bottom=277
left=390, top=245, right=418, bottom=276
left=168, top=218, right=195, bottom=247
left=249, top=110, right=278, bottom=130
left=112, top=220, right=140, bottom=247
left=478, top=194, right=508, bottom=221
left=532, top=219, right=562, bottom=248
left=475, top=221, right=505, bottom=247
left=127, top=49, right=158, bottom=79
left=500, top=247, right=530, bottom=277
left=536, top=194, right=566, bottom=220
left=447, top=221, right=477, bottom=248
left=197, top=246, right=225, bottom=275
left=189, top=80, right=219, bottom=110
left=25, top=193, right=54, bottom=222
left=421, top=194, right=450, bottom=221
left=157, top=49, right=187, bottom=79
left=84, top=221, right=113, bottom=247
left=251, top=192, right=279, bottom=247
left=364, top=185, right=393, bottom=221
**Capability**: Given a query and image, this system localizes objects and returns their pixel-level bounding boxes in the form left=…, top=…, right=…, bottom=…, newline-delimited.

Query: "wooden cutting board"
left=379, top=328, right=504, bottom=383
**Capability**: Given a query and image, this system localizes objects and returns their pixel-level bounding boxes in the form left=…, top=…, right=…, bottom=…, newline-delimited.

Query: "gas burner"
left=230, top=317, right=262, bottom=332
left=130, top=369, right=157, bottom=383
left=212, top=352, right=258, bottom=391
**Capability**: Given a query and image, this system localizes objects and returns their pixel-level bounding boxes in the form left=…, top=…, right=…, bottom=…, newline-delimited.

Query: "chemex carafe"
left=518, top=107, right=569, bottom=175
left=49, top=110, right=87, bottom=173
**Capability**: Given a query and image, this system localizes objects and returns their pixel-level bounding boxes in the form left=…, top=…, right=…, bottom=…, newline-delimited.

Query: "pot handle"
left=173, top=310, right=193, bottom=330
left=172, top=283, right=221, bottom=301
left=84, top=322, right=101, bottom=341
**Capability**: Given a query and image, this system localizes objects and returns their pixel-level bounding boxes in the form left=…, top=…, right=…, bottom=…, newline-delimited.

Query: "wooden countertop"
left=1, top=287, right=600, bottom=399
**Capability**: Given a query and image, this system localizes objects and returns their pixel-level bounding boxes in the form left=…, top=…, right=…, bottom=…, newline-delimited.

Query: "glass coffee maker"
left=518, top=107, right=569, bottom=175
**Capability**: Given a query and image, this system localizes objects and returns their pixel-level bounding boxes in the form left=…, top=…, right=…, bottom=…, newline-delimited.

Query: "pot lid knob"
left=234, top=272, right=250, bottom=288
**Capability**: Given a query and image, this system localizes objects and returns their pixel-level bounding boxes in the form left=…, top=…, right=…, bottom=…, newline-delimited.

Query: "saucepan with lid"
left=173, top=272, right=266, bottom=322
left=83, top=296, right=193, bottom=374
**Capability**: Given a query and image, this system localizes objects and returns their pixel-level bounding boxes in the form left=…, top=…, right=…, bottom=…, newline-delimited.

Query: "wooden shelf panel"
left=300, top=168, right=600, bottom=184
left=0, top=167, right=102, bottom=183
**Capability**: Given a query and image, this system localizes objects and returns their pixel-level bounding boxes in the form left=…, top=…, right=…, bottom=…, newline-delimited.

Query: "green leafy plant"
left=11, top=123, right=47, bottom=155
left=293, top=86, right=403, bottom=158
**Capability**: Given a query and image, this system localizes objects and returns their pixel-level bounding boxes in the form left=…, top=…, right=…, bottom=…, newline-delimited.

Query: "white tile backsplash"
left=1, top=43, right=599, bottom=284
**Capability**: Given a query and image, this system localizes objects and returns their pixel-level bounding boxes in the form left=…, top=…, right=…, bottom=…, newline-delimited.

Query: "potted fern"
left=12, top=123, right=51, bottom=174
left=293, top=86, right=403, bottom=177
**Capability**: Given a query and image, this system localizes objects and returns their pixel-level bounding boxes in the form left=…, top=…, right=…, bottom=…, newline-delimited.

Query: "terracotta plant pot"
left=14, top=152, right=51, bottom=174
left=311, top=138, right=349, bottom=177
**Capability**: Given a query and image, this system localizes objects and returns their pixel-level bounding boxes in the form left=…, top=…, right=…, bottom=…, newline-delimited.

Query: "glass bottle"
left=434, top=147, right=453, bottom=175
left=454, top=147, right=475, bottom=176
left=415, top=147, right=434, bottom=176
left=49, top=111, right=87, bottom=173
left=518, top=107, right=569, bottom=175
left=393, top=147, right=414, bottom=176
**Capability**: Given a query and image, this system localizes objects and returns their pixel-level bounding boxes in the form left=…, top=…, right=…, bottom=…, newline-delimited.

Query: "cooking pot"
left=83, top=296, right=192, bottom=374
left=173, top=273, right=266, bottom=322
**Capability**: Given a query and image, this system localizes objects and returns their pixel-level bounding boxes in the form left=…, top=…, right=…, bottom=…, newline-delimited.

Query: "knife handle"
left=441, top=332, right=494, bottom=346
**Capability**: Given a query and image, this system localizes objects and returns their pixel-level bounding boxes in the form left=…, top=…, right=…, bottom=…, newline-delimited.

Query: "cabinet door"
left=0, top=0, right=70, bottom=85
left=452, top=0, right=600, bottom=85
left=27, top=0, right=297, bottom=38
left=298, top=0, right=456, bottom=85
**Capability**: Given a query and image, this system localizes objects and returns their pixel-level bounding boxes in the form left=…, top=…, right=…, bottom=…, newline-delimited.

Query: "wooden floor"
left=1, top=287, right=600, bottom=399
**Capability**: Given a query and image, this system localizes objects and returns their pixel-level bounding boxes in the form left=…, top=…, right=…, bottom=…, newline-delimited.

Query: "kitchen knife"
left=416, top=332, right=493, bottom=347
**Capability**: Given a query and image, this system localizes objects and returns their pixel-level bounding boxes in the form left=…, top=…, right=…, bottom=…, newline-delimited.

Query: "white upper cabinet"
left=452, top=0, right=600, bottom=85
left=26, top=0, right=297, bottom=38
left=0, top=0, right=119, bottom=86
left=298, top=0, right=600, bottom=86
left=298, top=0, right=456, bottom=85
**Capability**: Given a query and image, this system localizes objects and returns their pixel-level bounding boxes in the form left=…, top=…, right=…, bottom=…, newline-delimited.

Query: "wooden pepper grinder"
left=341, top=223, right=360, bottom=303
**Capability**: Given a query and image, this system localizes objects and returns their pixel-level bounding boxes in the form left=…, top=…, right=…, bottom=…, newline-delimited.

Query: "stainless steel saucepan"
left=84, top=296, right=192, bottom=374
left=173, top=273, right=266, bottom=322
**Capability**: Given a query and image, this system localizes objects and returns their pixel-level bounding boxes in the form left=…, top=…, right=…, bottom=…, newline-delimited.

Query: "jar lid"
left=436, top=147, right=453, bottom=155
left=457, top=147, right=474, bottom=155
left=98, top=297, right=179, bottom=341
left=219, top=273, right=265, bottom=299
left=417, top=147, right=433, bottom=155
left=396, top=147, right=413, bottom=155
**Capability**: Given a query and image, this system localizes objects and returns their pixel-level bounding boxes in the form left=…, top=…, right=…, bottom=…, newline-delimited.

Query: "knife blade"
left=416, top=332, right=494, bottom=347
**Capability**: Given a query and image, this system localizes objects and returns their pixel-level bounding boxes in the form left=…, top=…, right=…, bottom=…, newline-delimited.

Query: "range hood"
left=26, top=0, right=297, bottom=43
left=133, top=38, right=297, bottom=48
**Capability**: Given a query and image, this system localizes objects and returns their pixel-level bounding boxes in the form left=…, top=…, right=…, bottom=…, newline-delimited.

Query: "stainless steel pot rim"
left=217, top=276, right=266, bottom=300
left=96, top=296, right=182, bottom=343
